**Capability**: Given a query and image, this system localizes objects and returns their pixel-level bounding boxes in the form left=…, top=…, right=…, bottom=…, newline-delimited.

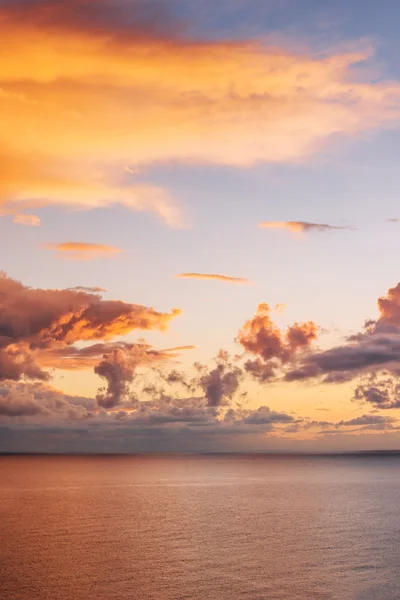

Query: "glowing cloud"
left=44, top=242, right=123, bottom=260
left=258, top=221, right=353, bottom=234
left=237, top=303, right=318, bottom=381
left=0, top=1, right=400, bottom=225
left=0, top=272, right=181, bottom=381
left=176, top=273, right=250, bottom=284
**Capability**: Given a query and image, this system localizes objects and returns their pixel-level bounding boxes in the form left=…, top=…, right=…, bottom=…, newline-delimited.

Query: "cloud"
left=285, top=282, right=400, bottom=387
left=0, top=376, right=397, bottom=452
left=225, top=405, right=294, bottom=426
left=337, top=414, right=396, bottom=427
left=375, top=282, right=400, bottom=331
left=12, top=213, right=40, bottom=226
left=0, top=381, right=96, bottom=420
left=94, top=346, right=243, bottom=410
left=0, top=272, right=181, bottom=381
left=236, top=303, right=318, bottom=381
left=274, top=303, right=286, bottom=314
left=94, top=343, right=193, bottom=408
left=68, top=286, right=108, bottom=293
left=44, top=242, right=123, bottom=260
left=0, top=155, right=185, bottom=228
left=0, top=0, right=179, bottom=39
left=196, top=351, right=244, bottom=407
left=283, top=281, right=400, bottom=413
left=0, top=346, right=49, bottom=382
left=354, top=375, right=400, bottom=409
left=258, top=221, right=354, bottom=234
left=285, top=334, right=400, bottom=384
left=176, top=273, right=250, bottom=284
left=0, top=375, right=296, bottom=446
left=1, top=1, right=400, bottom=225
left=36, top=341, right=194, bottom=371
left=0, top=377, right=297, bottom=450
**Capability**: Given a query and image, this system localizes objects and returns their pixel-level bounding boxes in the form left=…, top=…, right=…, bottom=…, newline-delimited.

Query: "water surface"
left=1, top=454, right=400, bottom=599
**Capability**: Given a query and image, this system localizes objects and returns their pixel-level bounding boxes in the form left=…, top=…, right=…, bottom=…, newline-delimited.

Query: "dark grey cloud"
left=284, top=282, right=400, bottom=399
left=197, top=353, right=244, bottom=407
left=337, top=414, right=396, bottom=427
left=259, top=221, right=355, bottom=234
left=353, top=374, right=400, bottom=409
left=285, top=334, right=400, bottom=383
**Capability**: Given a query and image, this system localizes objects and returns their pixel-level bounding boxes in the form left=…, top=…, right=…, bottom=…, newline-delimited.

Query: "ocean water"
left=1, top=455, right=400, bottom=600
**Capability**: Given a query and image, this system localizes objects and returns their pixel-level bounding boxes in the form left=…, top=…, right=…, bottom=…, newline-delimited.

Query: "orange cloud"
left=176, top=273, right=250, bottom=284
left=274, top=303, right=286, bottom=314
left=13, top=213, right=41, bottom=226
left=259, top=221, right=353, bottom=234
left=44, top=242, right=122, bottom=260
left=237, top=303, right=318, bottom=381
left=1, top=1, right=400, bottom=224
left=0, top=272, right=181, bottom=381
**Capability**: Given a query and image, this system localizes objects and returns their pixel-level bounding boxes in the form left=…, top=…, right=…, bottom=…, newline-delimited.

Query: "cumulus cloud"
left=353, top=374, right=400, bottom=409
left=44, top=242, right=122, bottom=260
left=285, top=282, right=400, bottom=389
left=0, top=379, right=298, bottom=449
left=0, top=376, right=397, bottom=452
left=0, top=272, right=181, bottom=381
left=93, top=346, right=244, bottom=410
left=5, top=375, right=395, bottom=450
left=236, top=303, right=318, bottom=381
left=12, top=213, right=40, bottom=226
left=258, top=221, right=354, bottom=234
left=176, top=273, right=250, bottom=284
left=196, top=352, right=244, bottom=407
left=94, top=343, right=193, bottom=408
left=278, top=281, right=400, bottom=414
left=0, top=381, right=96, bottom=420
left=1, top=1, right=400, bottom=226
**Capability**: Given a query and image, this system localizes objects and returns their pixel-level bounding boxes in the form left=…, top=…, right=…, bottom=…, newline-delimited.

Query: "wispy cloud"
left=1, top=1, right=400, bottom=226
left=44, top=242, right=123, bottom=260
left=176, top=273, right=250, bottom=284
left=259, top=221, right=354, bottom=234
left=12, top=213, right=40, bottom=227
left=274, top=303, right=286, bottom=314
left=67, top=286, right=108, bottom=293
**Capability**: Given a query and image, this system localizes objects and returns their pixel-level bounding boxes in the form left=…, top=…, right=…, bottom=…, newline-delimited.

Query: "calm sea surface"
left=1, top=454, right=400, bottom=600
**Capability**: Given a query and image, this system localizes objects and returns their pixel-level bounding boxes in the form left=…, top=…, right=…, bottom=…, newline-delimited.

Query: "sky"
left=3, top=0, right=400, bottom=452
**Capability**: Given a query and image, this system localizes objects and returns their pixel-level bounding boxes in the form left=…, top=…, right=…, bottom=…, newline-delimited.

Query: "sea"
left=1, top=454, right=400, bottom=600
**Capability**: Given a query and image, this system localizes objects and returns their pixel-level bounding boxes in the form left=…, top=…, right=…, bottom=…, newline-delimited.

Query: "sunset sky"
left=2, top=0, right=400, bottom=452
